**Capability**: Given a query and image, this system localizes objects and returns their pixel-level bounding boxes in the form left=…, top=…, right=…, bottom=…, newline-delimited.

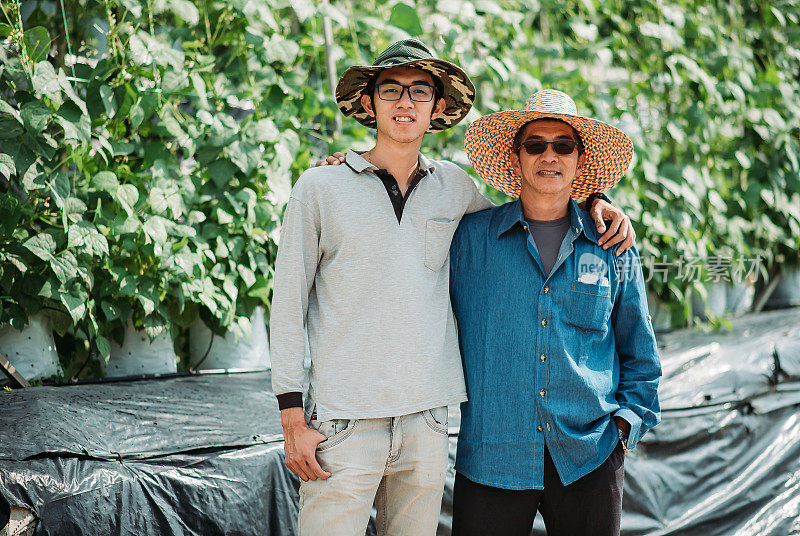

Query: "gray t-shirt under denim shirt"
left=525, top=214, right=571, bottom=277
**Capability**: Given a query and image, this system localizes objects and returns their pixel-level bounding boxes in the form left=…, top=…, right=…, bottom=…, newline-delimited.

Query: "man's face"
left=511, top=119, right=585, bottom=198
left=360, top=66, right=446, bottom=144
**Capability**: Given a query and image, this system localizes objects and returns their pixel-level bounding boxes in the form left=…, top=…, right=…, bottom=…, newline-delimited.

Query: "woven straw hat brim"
left=336, top=58, right=475, bottom=133
left=465, top=110, right=634, bottom=199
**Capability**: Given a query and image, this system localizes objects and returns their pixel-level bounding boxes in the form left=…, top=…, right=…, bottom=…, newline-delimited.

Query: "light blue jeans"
left=298, top=407, right=450, bottom=536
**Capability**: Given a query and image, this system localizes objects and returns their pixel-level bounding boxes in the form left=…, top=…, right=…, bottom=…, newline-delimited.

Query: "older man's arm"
left=609, top=245, right=662, bottom=450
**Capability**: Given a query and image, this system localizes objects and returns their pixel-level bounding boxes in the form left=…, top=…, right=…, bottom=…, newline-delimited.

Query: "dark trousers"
left=451, top=442, right=625, bottom=536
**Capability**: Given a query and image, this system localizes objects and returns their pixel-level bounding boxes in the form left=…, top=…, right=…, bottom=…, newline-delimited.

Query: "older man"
left=449, top=90, right=662, bottom=536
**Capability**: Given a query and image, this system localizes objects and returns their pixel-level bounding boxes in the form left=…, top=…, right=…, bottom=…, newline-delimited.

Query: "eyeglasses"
left=520, top=139, right=579, bottom=155
left=376, top=82, right=436, bottom=102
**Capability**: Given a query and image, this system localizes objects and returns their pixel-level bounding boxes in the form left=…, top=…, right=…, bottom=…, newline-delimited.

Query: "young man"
left=448, top=89, right=662, bottom=536
left=271, top=40, right=635, bottom=535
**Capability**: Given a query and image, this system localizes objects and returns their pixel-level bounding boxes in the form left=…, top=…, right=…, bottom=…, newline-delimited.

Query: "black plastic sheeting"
left=1, top=308, right=799, bottom=535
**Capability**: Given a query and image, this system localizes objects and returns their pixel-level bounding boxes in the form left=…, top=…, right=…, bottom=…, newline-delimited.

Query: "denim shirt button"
left=541, top=319, right=547, bottom=327
left=536, top=425, right=543, bottom=432
left=539, top=389, right=546, bottom=397
left=543, top=286, right=549, bottom=293
left=540, top=354, right=546, bottom=362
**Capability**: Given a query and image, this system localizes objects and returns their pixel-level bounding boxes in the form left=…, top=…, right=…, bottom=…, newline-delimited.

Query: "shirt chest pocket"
left=425, top=218, right=458, bottom=271
left=567, top=282, right=613, bottom=333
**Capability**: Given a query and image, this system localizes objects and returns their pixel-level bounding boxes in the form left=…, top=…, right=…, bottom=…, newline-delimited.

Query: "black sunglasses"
left=520, top=139, right=579, bottom=155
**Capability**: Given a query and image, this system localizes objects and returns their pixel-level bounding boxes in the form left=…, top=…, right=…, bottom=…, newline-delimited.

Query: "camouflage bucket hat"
left=335, top=39, right=475, bottom=133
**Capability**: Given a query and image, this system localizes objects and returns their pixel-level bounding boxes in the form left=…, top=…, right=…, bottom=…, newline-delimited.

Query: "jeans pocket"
left=310, top=418, right=358, bottom=452
left=422, top=406, right=449, bottom=435
left=424, top=219, right=458, bottom=271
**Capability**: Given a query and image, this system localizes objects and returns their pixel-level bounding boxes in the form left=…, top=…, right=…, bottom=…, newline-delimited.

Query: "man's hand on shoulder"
left=313, top=152, right=346, bottom=167
left=588, top=199, right=636, bottom=256
left=281, top=407, right=331, bottom=481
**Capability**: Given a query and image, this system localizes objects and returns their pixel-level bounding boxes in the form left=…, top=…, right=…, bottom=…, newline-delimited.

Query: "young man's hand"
left=281, top=407, right=331, bottom=481
left=313, top=152, right=346, bottom=167
left=588, top=199, right=636, bottom=256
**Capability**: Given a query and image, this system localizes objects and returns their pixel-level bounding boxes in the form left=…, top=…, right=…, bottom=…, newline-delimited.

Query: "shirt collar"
left=494, top=198, right=601, bottom=245
left=344, top=149, right=435, bottom=175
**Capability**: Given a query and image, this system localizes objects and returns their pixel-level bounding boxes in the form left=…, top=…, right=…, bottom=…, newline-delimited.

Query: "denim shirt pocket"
left=567, top=281, right=613, bottom=334
left=425, top=218, right=459, bottom=271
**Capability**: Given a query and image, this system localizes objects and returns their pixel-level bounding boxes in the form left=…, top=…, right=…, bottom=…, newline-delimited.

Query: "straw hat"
left=464, top=90, right=633, bottom=199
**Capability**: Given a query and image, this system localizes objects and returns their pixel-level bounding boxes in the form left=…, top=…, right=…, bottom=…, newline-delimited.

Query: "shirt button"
left=540, top=389, right=546, bottom=397
left=575, top=227, right=579, bottom=234
left=543, top=286, right=549, bottom=293
left=540, top=354, right=546, bottom=362
left=541, top=319, right=547, bottom=327
left=536, top=425, right=543, bottom=432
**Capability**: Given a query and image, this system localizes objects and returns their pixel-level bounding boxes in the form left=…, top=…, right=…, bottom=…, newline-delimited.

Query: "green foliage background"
left=1, top=0, right=799, bottom=378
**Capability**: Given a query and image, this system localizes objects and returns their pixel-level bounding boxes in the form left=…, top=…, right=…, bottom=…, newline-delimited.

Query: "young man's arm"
left=610, top=246, right=662, bottom=450
left=270, top=193, right=330, bottom=481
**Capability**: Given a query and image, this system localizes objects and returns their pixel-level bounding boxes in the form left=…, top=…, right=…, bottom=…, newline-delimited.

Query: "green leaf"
left=130, top=102, right=145, bottom=129
left=49, top=171, right=71, bottom=206
left=169, top=224, right=196, bottom=237
left=137, top=280, right=158, bottom=315
left=207, top=158, right=238, bottom=187
left=23, top=233, right=56, bottom=261
left=101, top=301, right=125, bottom=321
left=169, top=0, right=200, bottom=25
left=59, top=283, right=87, bottom=324
left=96, top=335, right=111, bottom=361
left=20, top=100, right=51, bottom=135
left=117, top=0, right=142, bottom=17
left=226, top=140, right=261, bottom=174
left=239, top=266, right=256, bottom=288
left=115, top=184, right=139, bottom=215
left=0, top=23, right=12, bottom=38
left=162, top=70, right=189, bottom=93
left=63, top=197, right=88, bottom=224
left=263, top=35, right=301, bottom=65
left=0, top=194, right=22, bottom=235
left=93, top=171, right=119, bottom=194
left=249, top=118, right=280, bottom=143
left=99, top=85, right=116, bottom=118
left=0, top=101, right=23, bottom=126
left=389, top=3, right=423, bottom=35
left=56, top=101, right=91, bottom=142
left=143, top=216, right=170, bottom=245
left=0, top=153, right=16, bottom=178
left=32, top=61, right=61, bottom=102
left=50, top=251, right=79, bottom=283
left=68, top=221, right=109, bottom=257
left=23, top=26, right=51, bottom=63
left=21, top=162, right=46, bottom=191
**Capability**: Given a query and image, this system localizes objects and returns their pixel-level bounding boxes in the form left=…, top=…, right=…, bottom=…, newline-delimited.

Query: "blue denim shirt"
left=449, top=199, right=661, bottom=490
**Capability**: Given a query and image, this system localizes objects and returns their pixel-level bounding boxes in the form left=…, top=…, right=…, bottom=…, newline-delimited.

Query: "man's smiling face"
left=511, top=119, right=585, bottom=198
left=360, top=66, right=446, bottom=144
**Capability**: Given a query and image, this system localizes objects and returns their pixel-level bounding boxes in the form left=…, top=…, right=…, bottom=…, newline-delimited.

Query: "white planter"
left=189, top=306, right=270, bottom=370
left=725, top=282, right=754, bottom=315
left=0, top=313, right=62, bottom=381
left=691, top=282, right=728, bottom=320
left=104, top=320, right=178, bottom=377
left=766, top=265, right=800, bottom=309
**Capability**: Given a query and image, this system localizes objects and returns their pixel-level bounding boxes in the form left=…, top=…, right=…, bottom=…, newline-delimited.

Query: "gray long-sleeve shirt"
left=269, top=150, right=492, bottom=421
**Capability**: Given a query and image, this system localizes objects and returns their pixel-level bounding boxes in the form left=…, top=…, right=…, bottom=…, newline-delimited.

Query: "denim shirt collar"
left=494, top=198, right=601, bottom=245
